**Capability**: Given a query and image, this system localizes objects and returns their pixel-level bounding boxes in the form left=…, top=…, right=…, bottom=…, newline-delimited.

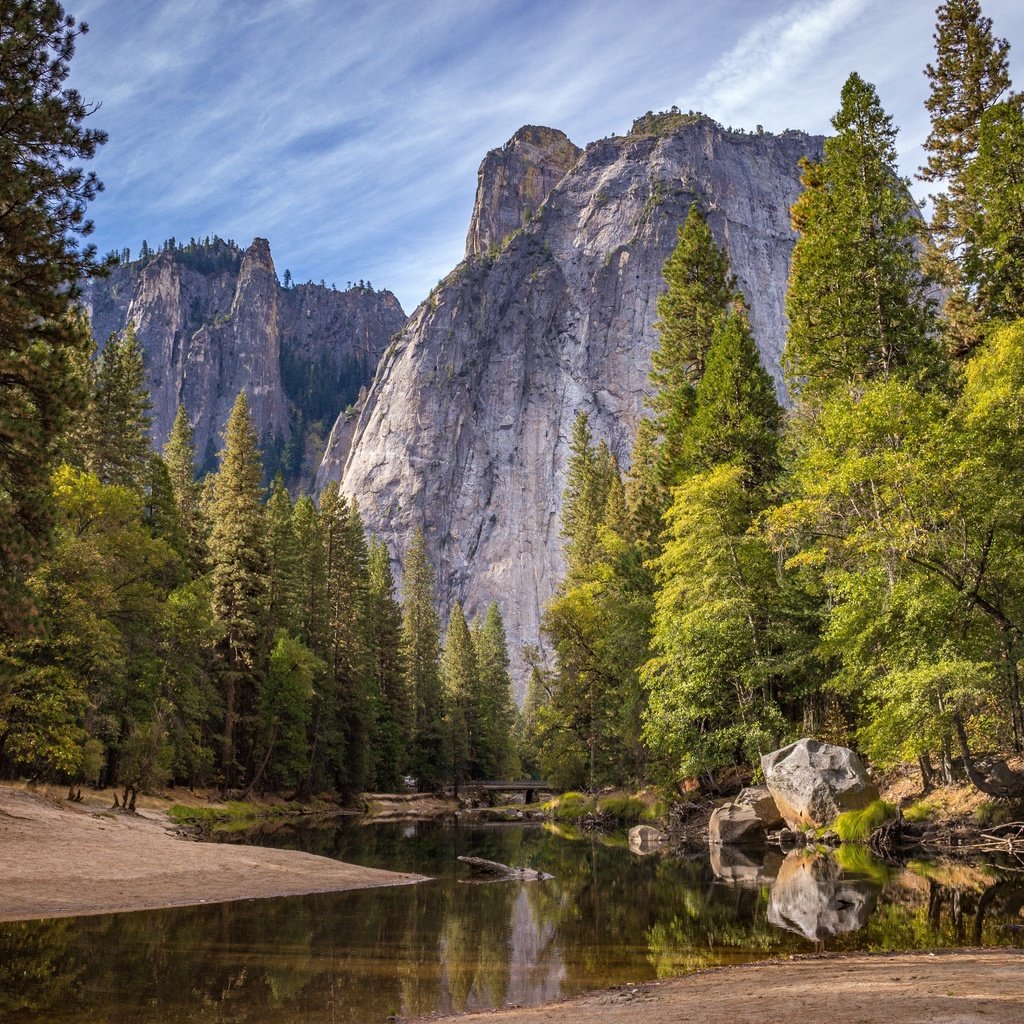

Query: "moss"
left=833, top=800, right=897, bottom=842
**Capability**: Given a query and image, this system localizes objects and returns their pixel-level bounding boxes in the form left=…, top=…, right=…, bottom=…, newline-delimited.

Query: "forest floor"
left=0, top=783, right=425, bottom=922
left=412, top=950, right=1024, bottom=1024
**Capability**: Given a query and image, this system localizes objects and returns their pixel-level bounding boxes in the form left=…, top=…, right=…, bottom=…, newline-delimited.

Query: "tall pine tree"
left=163, top=405, right=206, bottom=574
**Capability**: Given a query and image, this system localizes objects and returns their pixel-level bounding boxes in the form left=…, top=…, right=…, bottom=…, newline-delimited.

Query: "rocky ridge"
left=329, top=113, right=824, bottom=692
left=83, top=238, right=405, bottom=478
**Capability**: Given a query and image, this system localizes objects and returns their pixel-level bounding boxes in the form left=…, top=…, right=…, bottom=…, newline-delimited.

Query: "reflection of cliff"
left=767, top=852, right=879, bottom=941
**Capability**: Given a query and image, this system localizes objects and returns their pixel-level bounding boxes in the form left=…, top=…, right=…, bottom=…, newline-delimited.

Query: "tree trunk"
left=221, top=670, right=236, bottom=794
left=918, top=752, right=936, bottom=794
left=241, top=720, right=279, bottom=801
left=952, top=713, right=1019, bottom=797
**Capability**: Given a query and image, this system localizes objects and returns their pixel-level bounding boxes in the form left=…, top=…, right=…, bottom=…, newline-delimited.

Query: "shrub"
left=833, top=800, right=897, bottom=842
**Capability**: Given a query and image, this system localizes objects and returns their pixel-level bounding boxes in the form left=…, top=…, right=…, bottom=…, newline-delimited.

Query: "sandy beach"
left=0, top=786, right=424, bottom=922
left=412, top=949, right=1024, bottom=1024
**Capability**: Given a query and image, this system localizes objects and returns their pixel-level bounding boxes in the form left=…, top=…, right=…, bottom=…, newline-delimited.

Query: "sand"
left=0, top=786, right=424, bottom=922
left=412, top=950, right=1024, bottom=1024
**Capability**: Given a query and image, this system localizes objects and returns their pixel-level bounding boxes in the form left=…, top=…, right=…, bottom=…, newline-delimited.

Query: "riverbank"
left=412, top=950, right=1024, bottom=1023
left=0, top=785, right=425, bottom=922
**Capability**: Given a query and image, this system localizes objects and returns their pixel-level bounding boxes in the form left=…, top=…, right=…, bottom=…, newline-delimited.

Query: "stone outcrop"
left=628, top=824, right=669, bottom=854
left=329, top=114, right=823, bottom=692
left=83, top=239, right=404, bottom=481
left=761, top=739, right=879, bottom=829
left=767, top=851, right=879, bottom=940
left=735, top=785, right=784, bottom=829
left=709, top=802, right=767, bottom=846
left=465, top=126, right=582, bottom=258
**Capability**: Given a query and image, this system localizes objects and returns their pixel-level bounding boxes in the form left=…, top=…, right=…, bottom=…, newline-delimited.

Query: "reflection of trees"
left=1, top=825, right=1022, bottom=1022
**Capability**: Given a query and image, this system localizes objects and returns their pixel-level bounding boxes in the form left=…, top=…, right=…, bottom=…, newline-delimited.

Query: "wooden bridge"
left=458, top=780, right=560, bottom=804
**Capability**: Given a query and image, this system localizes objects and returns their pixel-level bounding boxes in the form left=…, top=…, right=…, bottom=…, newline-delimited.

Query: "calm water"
left=1, top=820, right=1022, bottom=1023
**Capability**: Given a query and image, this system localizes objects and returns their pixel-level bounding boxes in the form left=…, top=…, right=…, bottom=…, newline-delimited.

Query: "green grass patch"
left=976, top=798, right=1024, bottom=827
left=595, top=795, right=647, bottom=825
left=834, top=843, right=893, bottom=885
left=542, top=792, right=596, bottom=821
left=833, top=800, right=897, bottom=842
left=168, top=800, right=298, bottom=827
left=902, top=800, right=934, bottom=823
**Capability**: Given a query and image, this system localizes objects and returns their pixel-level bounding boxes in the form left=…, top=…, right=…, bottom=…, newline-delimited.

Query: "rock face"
left=465, top=126, right=582, bottom=258
left=767, top=851, right=879, bottom=940
left=761, top=739, right=879, bottom=829
left=83, top=238, right=404, bottom=481
left=709, top=802, right=767, bottom=846
left=329, top=114, right=823, bottom=690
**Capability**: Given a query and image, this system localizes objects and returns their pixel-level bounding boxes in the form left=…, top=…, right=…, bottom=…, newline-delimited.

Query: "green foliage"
left=543, top=792, right=596, bottom=820
left=0, top=2, right=107, bottom=637
left=595, top=794, right=647, bottom=825
left=833, top=799, right=897, bottom=841
left=903, top=800, right=935, bottom=823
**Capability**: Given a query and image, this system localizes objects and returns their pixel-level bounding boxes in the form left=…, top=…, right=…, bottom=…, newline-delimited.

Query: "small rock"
left=628, top=824, right=668, bottom=854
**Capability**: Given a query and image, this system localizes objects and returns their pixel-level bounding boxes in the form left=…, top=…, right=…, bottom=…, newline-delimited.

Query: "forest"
left=528, top=1, right=1024, bottom=798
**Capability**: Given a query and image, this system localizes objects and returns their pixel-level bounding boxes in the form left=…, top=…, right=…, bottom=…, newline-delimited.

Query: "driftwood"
left=456, top=856, right=552, bottom=882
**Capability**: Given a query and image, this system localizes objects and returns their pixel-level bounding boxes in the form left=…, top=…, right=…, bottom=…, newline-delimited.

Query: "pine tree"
left=474, top=603, right=518, bottom=778
left=785, top=73, right=937, bottom=414
left=561, top=413, right=617, bottom=584
left=265, top=474, right=301, bottom=638
left=84, top=325, right=153, bottom=490
left=208, top=391, right=269, bottom=787
left=649, top=205, right=736, bottom=484
left=163, top=406, right=207, bottom=573
left=292, top=495, right=328, bottom=653
left=0, top=2, right=107, bottom=636
left=143, top=453, right=186, bottom=569
left=681, top=307, right=782, bottom=488
left=625, top=417, right=667, bottom=561
left=441, top=602, right=476, bottom=789
left=366, top=538, right=409, bottom=789
left=401, top=527, right=446, bottom=791
left=920, top=0, right=1013, bottom=352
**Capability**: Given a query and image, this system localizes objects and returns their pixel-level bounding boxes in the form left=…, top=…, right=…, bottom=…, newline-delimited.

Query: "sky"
left=68, top=0, right=1024, bottom=313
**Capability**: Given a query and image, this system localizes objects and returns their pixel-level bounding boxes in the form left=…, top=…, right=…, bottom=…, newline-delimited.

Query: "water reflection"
left=0, top=822, right=1021, bottom=1024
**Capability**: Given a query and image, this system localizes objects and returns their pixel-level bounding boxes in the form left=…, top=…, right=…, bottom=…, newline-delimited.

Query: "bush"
left=833, top=800, right=897, bottom=841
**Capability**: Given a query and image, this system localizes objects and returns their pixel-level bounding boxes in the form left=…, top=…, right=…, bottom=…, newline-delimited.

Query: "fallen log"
left=456, top=855, right=552, bottom=881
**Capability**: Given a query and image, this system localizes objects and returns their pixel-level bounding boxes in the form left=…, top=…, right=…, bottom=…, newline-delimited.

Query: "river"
left=1, top=819, right=1021, bottom=1022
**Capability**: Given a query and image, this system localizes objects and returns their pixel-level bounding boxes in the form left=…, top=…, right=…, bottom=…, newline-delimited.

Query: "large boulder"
left=735, top=785, right=784, bottom=829
left=709, top=802, right=767, bottom=846
left=710, top=845, right=783, bottom=888
left=761, top=739, right=879, bottom=828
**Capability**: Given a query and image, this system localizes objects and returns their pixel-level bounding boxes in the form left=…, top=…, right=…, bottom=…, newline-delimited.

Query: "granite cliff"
left=84, top=237, right=405, bottom=480
left=328, top=114, right=823, bottom=691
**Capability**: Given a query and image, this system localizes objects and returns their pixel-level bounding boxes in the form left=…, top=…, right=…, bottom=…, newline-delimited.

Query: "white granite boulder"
left=709, top=802, right=767, bottom=846
left=734, top=785, right=784, bottom=829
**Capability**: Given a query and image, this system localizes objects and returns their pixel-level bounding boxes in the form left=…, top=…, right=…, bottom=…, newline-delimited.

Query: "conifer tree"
left=785, top=73, right=937, bottom=414
left=163, top=406, right=206, bottom=573
left=143, top=453, right=185, bottom=569
left=561, top=413, right=617, bottom=584
left=0, top=2, right=107, bottom=636
left=266, top=475, right=301, bottom=638
left=441, top=602, right=477, bottom=789
left=920, top=0, right=1013, bottom=351
left=81, top=325, right=152, bottom=490
left=474, top=603, right=518, bottom=778
left=681, top=308, right=783, bottom=488
left=625, top=417, right=667, bottom=561
left=366, top=538, right=409, bottom=789
left=401, top=527, right=446, bottom=791
left=208, top=391, right=269, bottom=787
left=649, top=206, right=736, bottom=483
left=292, top=495, right=328, bottom=653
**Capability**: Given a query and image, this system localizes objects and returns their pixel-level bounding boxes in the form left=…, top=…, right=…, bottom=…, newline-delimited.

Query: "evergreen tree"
left=920, top=0, right=1013, bottom=352
left=785, top=73, right=937, bottom=415
left=401, top=528, right=446, bottom=791
left=143, top=453, right=186, bottom=568
left=366, top=539, right=409, bottom=789
left=680, top=307, right=782, bottom=488
left=649, top=205, right=736, bottom=484
left=561, top=413, right=617, bottom=584
left=625, top=417, right=667, bottom=561
left=265, top=475, right=301, bottom=638
left=163, top=406, right=206, bottom=574
left=207, top=391, right=269, bottom=787
left=83, top=326, right=153, bottom=490
left=292, top=495, right=328, bottom=652
left=441, top=602, right=476, bottom=790
left=0, top=1, right=107, bottom=636
left=474, top=603, right=518, bottom=778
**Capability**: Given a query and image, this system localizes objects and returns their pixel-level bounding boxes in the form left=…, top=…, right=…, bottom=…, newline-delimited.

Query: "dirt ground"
left=412, top=950, right=1024, bottom=1024
left=0, top=785, right=425, bottom=922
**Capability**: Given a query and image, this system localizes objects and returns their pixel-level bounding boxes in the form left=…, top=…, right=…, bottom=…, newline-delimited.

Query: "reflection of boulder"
left=710, top=845, right=783, bottom=888
left=628, top=824, right=668, bottom=854
left=709, top=803, right=766, bottom=845
left=735, top=785, right=784, bottom=829
left=762, top=738, right=879, bottom=828
left=767, top=851, right=878, bottom=940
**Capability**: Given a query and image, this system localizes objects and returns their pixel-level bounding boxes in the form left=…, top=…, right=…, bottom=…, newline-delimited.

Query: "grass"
left=595, top=795, right=647, bottom=825
left=168, top=800, right=300, bottom=827
left=543, top=791, right=668, bottom=826
left=833, top=799, right=898, bottom=842
left=902, top=799, right=935, bottom=823
left=975, top=798, right=1024, bottom=827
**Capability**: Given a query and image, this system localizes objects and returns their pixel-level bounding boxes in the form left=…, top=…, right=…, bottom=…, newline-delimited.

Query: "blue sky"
left=69, top=0, right=1024, bottom=312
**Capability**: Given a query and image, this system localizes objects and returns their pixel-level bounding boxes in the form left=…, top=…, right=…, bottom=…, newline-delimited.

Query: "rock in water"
left=710, top=845, right=783, bottom=888
left=761, top=738, right=879, bottom=829
left=331, top=114, right=823, bottom=693
left=734, top=785, right=784, bottom=829
left=628, top=824, right=668, bottom=854
left=456, top=855, right=551, bottom=881
left=709, top=802, right=767, bottom=846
